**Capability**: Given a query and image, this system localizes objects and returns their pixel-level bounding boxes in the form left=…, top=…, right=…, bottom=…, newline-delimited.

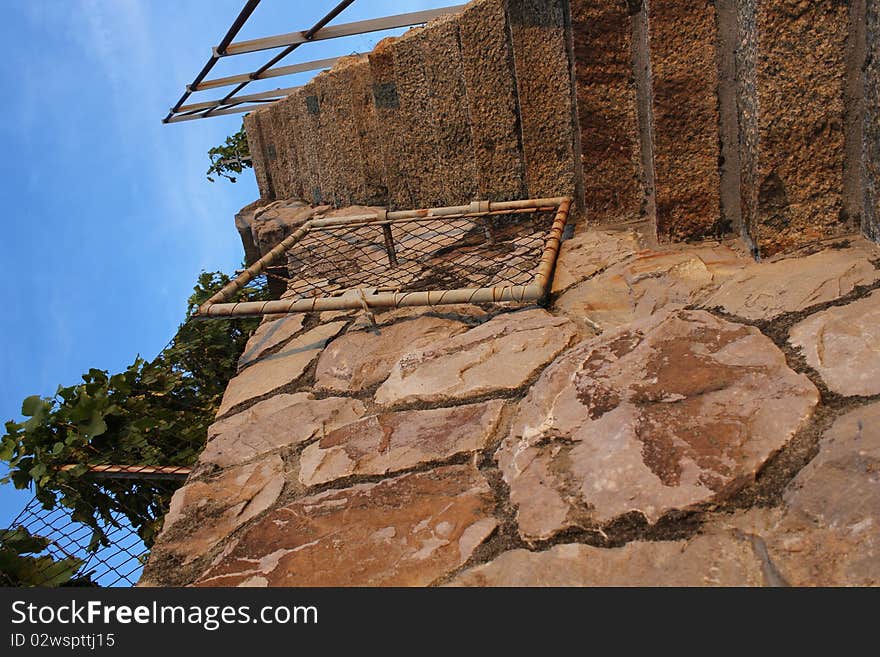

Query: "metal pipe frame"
left=196, top=197, right=572, bottom=318
left=164, top=2, right=465, bottom=124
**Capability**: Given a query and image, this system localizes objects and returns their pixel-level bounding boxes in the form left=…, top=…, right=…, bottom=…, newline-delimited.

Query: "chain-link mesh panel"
left=263, top=210, right=555, bottom=302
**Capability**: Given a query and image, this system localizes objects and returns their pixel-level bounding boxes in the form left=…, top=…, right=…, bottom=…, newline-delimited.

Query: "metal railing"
left=163, top=1, right=466, bottom=124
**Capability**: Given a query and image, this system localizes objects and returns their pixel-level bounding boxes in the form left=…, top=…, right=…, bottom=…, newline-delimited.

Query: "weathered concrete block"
left=506, top=0, right=577, bottom=200
left=649, top=0, right=722, bottom=242
left=314, top=62, right=363, bottom=207
left=421, top=15, right=478, bottom=206
left=866, top=0, right=880, bottom=242
left=569, top=0, right=645, bottom=225
left=295, top=82, right=325, bottom=206
left=741, top=0, right=851, bottom=256
left=390, top=28, right=445, bottom=208
left=369, top=39, right=411, bottom=209
left=266, top=100, right=300, bottom=200
left=277, top=92, right=308, bottom=201
left=338, top=57, right=388, bottom=206
left=243, top=112, right=273, bottom=199
left=459, top=0, right=525, bottom=201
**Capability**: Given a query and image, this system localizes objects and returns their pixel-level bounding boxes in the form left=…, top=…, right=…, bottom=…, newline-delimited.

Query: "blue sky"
left=0, top=0, right=451, bottom=529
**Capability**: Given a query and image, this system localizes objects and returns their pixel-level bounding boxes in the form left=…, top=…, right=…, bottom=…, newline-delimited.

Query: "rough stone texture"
left=788, top=289, right=880, bottom=397
left=390, top=28, right=445, bottom=208
left=238, top=314, right=306, bottom=369
left=448, top=533, right=767, bottom=586
left=314, top=316, right=468, bottom=393
left=313, top=61, right=364, bottom=208
left=746, top=1, right=851, bottom=255
left=772, top=402, right=880, bottom=585
left=217, top=321, right=347, bottom=416
left=421, top=15, right=478, bottom=206
left=201, top=393, right=365, bottom=470
left=195, top=465, right=498, bottom=587
left=369, top=38, right=410, bottom=209
left=569, top=0, right=644, bottom=225
left=498, top=310, right=818, bottom=540
left=707, top=403, right=880, bottom=586
left=242, top=113, right=272, bottom=200
left=375, top=309, right=578, bottom=406
left=702, top=240, right=880, bottom=320
left=297, top=82, right=325, bottom=206
left=555, top=245, right=747, bottom=331
left=649, top=0, right=722, bottom=241
left=459, top=0, right=525, bottom=201
left=506, top=0, right=577, bottom=200
left=156, top=456, right=283, bottom=563
left=551, top=229, right=642, bottom=294
left=299, top=400, right=505, bottom=486
left=866, top=0, right=880, bottom=242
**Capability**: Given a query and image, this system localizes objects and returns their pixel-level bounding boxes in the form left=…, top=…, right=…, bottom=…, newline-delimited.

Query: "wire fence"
left=267, top=211, right=554, bottom=302
left=198, top=197, right=572, bottom=318
left=5, top=469, right=187, bottom=588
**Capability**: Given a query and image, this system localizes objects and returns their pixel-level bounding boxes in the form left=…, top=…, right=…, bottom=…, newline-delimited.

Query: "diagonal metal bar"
left=219, top=5, right=466, bottom=56
left=193, top=56, right=341, bottom=92
left=163, top=0, right=262, bottom=123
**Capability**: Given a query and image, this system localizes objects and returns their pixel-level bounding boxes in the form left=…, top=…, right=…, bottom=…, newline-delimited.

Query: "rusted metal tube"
left=201, top=284, right=545, bottom=318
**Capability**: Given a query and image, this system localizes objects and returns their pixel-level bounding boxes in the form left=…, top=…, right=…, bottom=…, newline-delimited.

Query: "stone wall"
left=142, top=229, right=880, bottom=586
left=243, top=0, right=880, bottom=257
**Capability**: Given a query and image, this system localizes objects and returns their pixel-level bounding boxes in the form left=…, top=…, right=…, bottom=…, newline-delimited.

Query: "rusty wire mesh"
left=263, top=210, right=556, bottom=303
left=6, top=491, right=177, bottom=587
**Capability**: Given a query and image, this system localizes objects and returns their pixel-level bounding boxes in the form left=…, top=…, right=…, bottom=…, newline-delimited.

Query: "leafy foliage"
left=206, top=124, right=252, bottom=183
left=1, top=271, right=268, bottom=552
left=0, top=527, right=87, bottom=587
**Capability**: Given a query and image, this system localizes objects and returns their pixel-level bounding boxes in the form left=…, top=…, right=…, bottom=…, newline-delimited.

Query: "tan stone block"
left=702, top=240, right=880, bottom=320
left=201, top=393, right=365, bottom=469
left=238, top=314, right=306, bottom=369
left=498, top=309, right=818, bottom=540
left=315, top=316, right=469, bottom=393
left=157, top=456, right=284, bottom=564
left=789, top=290, right=880, bottom=396
left=218, top=321, right=347, bottom=416
left=299, top=401, right=505, bottom=486
left=194, top=465, right=498, bottom=587
left=374, top=308, right=578, bottom=406
left=555, top=244, right=747, bottom=330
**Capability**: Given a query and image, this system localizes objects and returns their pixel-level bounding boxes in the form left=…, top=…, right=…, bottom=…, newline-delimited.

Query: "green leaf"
left=21, top=396, right=43, bottom=417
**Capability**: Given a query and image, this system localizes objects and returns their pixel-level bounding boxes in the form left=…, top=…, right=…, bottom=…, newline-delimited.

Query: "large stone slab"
left=498, top=309, right=818, bottom=541
left=650, top=0, right=722, bottom=241
left=374, top=309, right=578, bottom=406
left=299, top=401, right=506, bottom=486
left=448, top=533, right=767, bottom=587
left=238, top=315, right=306, bottom=369
left=569, top=0, right=644, bottom=225
left=554, top=245, right=747, bottom=331
left=201, top=393, right=365, bottom=469
left=769, top=401, right=880, bottom=585
left=195, top=465, right=498, bottom=587
left=550, top=229, right=642, bottom=294
left=156, top=456, right=284, bottom=564
left=217, top=321, right=347, bottom=416
left=702, top=241, right=880, bottom=320
left=315, top=316, right=469, bottom=393
left=789, top=290, right=880, bottom=396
